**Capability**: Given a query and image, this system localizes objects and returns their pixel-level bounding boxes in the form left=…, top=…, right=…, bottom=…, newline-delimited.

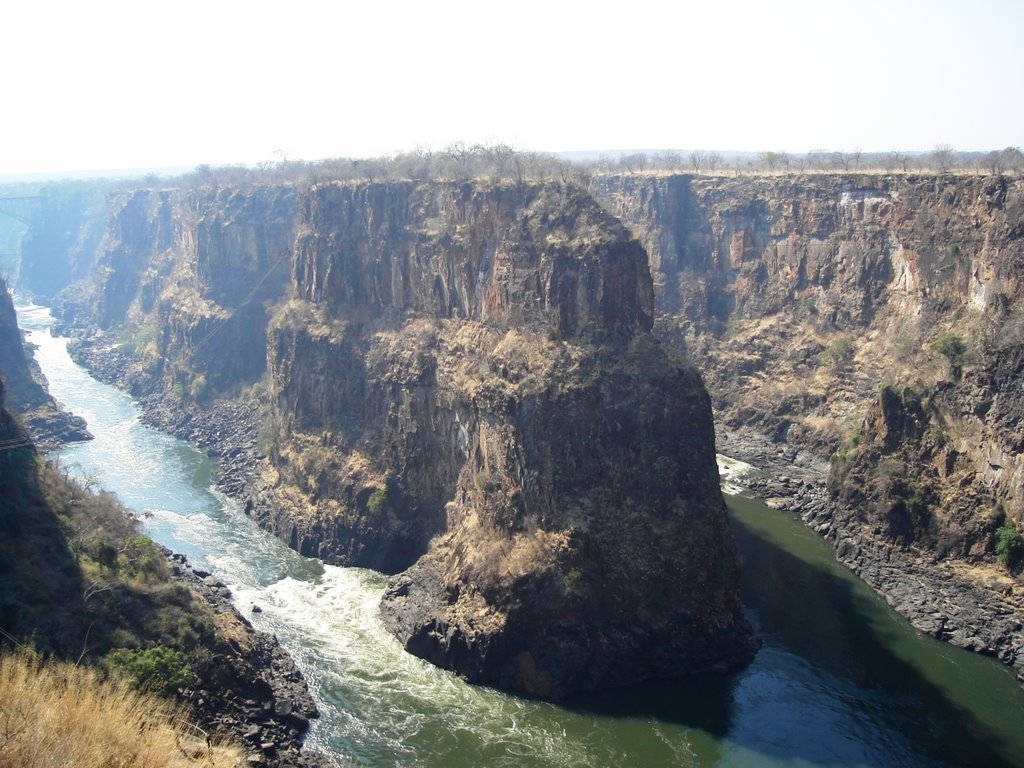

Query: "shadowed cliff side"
left=249, top=181, right=755, bottom=697
left=0, top=279, right=90, bottom=448
left=52, top=178, right=755, bottom=698
left=0, top=339, right=324, bottom=768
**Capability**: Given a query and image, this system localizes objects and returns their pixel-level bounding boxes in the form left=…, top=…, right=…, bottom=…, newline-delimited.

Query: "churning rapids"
left=17, top=302, right=1024, bottom=768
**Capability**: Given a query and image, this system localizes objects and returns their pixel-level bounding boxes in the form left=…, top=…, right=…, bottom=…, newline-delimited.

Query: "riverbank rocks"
left=169, top=555, right=327, bottom=768
left=719, top=427, right=1024, bottom=684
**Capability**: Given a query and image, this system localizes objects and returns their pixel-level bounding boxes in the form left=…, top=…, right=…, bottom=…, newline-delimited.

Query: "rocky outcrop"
left=253, top=183, right=655, bottom=568
left=253, top=181, right=755, bottom=696
left=375, top=332, right=755, bottom=697
left=169, top=558, right=324, bottom=767
left=59, top=178, right=755, bottom=698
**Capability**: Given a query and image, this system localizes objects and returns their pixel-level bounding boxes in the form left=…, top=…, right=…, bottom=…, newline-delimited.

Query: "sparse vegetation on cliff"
left=995, top=525, right=1024, bottom=570
left=161, top=144, right=1024, bottom=193
left=365, top=488, right=390, bottom=518
left=931, top=333, right=967, bottom=379
left=821, top=334, right=855, bottom=368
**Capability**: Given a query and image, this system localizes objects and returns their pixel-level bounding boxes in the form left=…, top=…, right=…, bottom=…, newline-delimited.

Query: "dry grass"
left=0, top=649, right=242, bottom=768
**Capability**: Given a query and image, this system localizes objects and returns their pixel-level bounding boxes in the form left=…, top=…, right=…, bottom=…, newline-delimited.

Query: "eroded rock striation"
left=39, top=179, right=755, bottom=698
left=255, top=182, right=755, bottom=696
left=594, top=173, right=1024, bottom=676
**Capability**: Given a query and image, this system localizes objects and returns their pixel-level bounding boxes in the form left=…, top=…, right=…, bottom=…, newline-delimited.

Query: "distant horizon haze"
left=2, top=0, right=1020, bottom=177
left=0, top=147, right=1014, bottom=185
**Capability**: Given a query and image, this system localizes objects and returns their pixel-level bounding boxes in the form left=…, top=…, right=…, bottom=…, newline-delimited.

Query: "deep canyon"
left=2, top=170, right=1023, bottom=764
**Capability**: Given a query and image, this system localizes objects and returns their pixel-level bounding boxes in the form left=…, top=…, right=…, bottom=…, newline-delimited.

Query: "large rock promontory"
left=42, top=179, right=757, bottom=698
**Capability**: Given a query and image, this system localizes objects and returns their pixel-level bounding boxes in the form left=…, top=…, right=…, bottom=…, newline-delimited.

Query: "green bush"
left=122, top=535, right=166, bottom=581
left=93, top=542, right=120, bottom=574
left=126, top=325, right=157, bottom=359
left=366, top=488, right=390, bottom=517
left=474, top=471, right=499, bottom=493
left=108, top=646, right=193, bottom=695
left=931, top=333, right=966, bottom=377
left=905, top=488, right=928, bottom=519
left=828, top=431, right=862, bottom=480
left=995, top=525, right=1024, bottom=569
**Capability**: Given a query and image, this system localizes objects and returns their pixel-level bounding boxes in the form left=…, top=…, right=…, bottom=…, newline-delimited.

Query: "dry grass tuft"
left=0, top=649, right=242, bottom=768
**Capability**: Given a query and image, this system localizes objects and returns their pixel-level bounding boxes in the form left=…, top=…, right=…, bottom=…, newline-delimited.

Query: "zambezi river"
left=17, top=302, right=1024, bottom=768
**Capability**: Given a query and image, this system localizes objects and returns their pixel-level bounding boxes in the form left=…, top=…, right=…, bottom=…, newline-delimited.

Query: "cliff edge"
left=50, top=179, right=756, bottom=698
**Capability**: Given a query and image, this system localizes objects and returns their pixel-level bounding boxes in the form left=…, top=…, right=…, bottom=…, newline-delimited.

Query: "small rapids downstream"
left=18, top=302, right=1024, bottom=768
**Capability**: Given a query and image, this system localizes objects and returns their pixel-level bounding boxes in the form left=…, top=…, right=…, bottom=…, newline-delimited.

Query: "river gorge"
left=18, top=300, right=1024, bottom=768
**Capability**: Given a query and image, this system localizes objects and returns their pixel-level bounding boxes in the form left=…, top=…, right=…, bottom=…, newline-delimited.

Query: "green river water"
left=18, top=302, right=1024, bottom=768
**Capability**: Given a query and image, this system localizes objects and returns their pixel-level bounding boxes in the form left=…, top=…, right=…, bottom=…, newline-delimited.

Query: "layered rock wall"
left=593, top=173, right=1024, bottom=566
left=86, top=185, right=296, bottom=397
left=593, top=174, right=1022, bottom=331
left=60, top=179, right=755, bottom=697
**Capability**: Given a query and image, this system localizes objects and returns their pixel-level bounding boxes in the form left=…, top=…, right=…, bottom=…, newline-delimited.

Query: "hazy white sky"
left=1, top=0, right=1021, bottom=175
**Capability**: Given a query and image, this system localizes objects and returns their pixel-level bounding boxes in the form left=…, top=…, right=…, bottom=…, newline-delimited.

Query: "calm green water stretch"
left=18, top=302, right=1024, bottom=768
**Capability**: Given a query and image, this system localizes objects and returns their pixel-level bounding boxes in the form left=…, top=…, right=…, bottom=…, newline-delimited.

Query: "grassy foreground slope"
left=0, top=649, right=242, bottom=768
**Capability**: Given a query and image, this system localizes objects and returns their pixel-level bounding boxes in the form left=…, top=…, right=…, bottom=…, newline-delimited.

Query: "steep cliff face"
left=248, top=181, right=754, bottom=695
left=254, top=182, right=659, bottom=567
left=593, top=172, right=1024, bottom=565
left=593, top=174, right=1022, bottom=330
left=87, top=184, right=296, bottom=397
left=0, top=279, right=89, bottom=447
left=376, top=332, right=751, bottom=696
left=290, top=183, right=653, bottom=334
left=64, top=178, right=754, bottom=697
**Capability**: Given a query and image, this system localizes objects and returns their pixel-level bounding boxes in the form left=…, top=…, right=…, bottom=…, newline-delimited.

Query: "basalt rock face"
left=248, top=181, right=754, bottom=696
left=593, top=173, right=1024, bottom=590
left=87, top=185, right=296, bottom=397
left=592, top=174, right=1023, bottom=328
left=252, top=182, right=656, bottom=568
left=62, top=179, right=754, bottom=698
left=375, top=332, right=752, bottom=697
left=0, top=278, right=90, bottom=448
